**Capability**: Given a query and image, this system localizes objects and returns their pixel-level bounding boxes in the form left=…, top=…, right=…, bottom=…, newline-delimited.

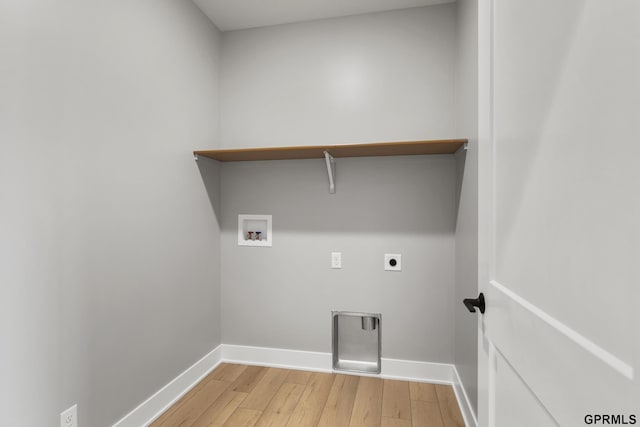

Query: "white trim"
left=112, top=344, right=467, bottom=426
left=490, top=280, right=634, bottom=380
left=112, top=345, right=223, bottom=427
left=452, top=365, right=478, bottom=427
left=381, top=357, right=453, bottom=384
left=222, top=344, right=333, bottom=373
left=487, top=341, right=496, bottom=427
left=477, top=0, right=495, bottom=424
left=222, top=344, right=454, bottom=384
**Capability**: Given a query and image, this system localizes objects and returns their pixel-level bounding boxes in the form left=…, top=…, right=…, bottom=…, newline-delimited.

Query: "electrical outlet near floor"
left=60, top=404, right=77, bottom=427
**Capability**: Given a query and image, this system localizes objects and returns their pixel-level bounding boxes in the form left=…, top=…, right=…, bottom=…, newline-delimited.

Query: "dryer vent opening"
left=332, top=311, right=381, bottom=374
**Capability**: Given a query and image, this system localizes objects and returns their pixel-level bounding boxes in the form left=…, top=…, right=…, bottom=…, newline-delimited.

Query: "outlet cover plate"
left=60, top=404, right=77, bottom=427
left=384, top=254, right=402, bottom=271
left=331, top=252, right=342, bottom=269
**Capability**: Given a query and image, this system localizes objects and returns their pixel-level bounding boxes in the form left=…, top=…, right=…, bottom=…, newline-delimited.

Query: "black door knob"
left=463, top=293, right=485, bottom=314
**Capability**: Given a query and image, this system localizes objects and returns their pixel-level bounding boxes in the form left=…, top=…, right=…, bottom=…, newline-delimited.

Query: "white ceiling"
left=193, top=0, right=455, bottom=32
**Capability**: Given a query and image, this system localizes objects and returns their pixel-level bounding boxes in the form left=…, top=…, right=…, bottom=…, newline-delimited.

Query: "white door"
left=476, top=1, right=640, bottom=426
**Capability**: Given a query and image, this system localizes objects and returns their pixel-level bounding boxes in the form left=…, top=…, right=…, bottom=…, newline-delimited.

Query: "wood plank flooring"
left=151, top=364, right=465, bottom=427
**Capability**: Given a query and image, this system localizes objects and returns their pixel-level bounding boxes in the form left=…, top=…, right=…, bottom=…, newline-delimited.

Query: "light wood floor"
left=151, top=363, right=465, bottom=427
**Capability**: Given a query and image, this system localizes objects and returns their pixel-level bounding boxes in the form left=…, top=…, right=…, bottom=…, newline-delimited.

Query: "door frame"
left=477, top=0, right=494, bottom=425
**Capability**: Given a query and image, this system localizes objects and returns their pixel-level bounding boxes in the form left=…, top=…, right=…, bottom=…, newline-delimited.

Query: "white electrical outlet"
left=60, top=404, right=77, bottom=427
left=384, top=254, right=402, bottom=271
left=331, top=252, right=342, bottom=269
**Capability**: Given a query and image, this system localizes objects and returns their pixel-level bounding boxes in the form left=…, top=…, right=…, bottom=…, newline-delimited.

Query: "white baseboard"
left=452, top=365, right=478, bottom=427
left=222, top=344, right=454, bottom=384
left=381, top=357, right=454, bottom=384
left=222, top=344, right=333, bottom=373
left=113, top=344, right=470, bottom=427
left=112, top=345, right=222, bottom=427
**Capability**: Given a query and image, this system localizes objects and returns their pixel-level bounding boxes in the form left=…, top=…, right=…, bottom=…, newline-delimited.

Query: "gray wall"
left=0, top=1, right=222, bottom=425
left=221, top=156, right=457, bottom=362
left=453, top=0, right=479, bottom=416
left=217, top=5, right=459, bottom=363
left=220, top=5, right=456, bottom=148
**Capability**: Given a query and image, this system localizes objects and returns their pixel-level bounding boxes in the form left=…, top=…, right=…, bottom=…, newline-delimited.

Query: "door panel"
left=487, top=281, right=634, bottom=425
left=493, top=0, right=638, bottom=364
left=478, top=0, right=639, bottom=425
left=494, top=349, right=558, bottom=427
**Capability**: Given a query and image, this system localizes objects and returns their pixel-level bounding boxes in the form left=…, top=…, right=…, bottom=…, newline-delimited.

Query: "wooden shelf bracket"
left=324, top=150, right=336, bottom=194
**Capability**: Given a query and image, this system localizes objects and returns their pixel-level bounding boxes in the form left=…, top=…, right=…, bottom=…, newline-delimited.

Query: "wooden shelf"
left=193, top=139, right=467, bottom=162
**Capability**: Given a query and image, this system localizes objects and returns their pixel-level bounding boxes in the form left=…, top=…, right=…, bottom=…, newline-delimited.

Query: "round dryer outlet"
left=384, top=254, right=402, bottom=271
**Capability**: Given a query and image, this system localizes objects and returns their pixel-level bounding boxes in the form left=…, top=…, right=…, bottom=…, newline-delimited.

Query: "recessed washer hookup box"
left=332, top=311, right=381, bottom=374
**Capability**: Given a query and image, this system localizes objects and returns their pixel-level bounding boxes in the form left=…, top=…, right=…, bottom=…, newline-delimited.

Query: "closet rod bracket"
left=324, top=151, right=336, bottom=194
